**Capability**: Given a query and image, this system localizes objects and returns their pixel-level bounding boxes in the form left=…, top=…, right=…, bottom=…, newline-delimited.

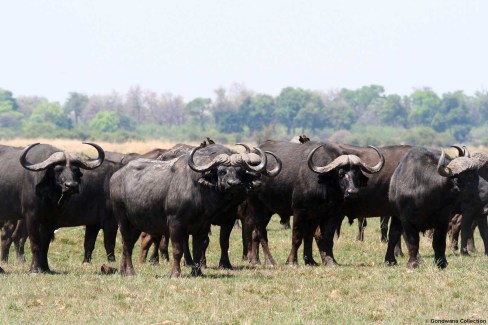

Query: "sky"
left=1, top=0, right=488, bottom=103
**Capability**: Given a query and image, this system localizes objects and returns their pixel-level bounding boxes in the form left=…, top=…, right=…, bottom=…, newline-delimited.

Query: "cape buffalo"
left=0, top=142, right=104, bottom=273
left=110, top=143, right=280, bottom=277
left=242, top=140, right=384, bottom=267
left=388, top=147, right=485, bottom=268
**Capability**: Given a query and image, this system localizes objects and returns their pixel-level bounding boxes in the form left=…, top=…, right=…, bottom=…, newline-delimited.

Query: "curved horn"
left=307, top=145, right=347, bottom=174
left=437, top=149, right=452, bottom=177
left=236, top=143, right=251, bottom=153
left=451, top=145, right=465, bottom=158
left=20, top=143, right=66, bottom=172
left=262, top=151, right=282, bottom=177
left=71, top=142, right=105, bottom=170
left=240, top=147, right=267, bottom=173
left=358, top=146, right=385, bottom=174
left=188, top=146, right=229, bottom=172
left=462, top=146, right=470, bottom=158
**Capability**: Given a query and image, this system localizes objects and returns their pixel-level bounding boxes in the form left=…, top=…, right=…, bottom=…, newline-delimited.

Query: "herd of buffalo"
left=0, top=136, right=487, bottom=277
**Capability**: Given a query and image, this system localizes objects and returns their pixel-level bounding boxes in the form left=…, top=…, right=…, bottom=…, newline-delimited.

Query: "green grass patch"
left=0, top=217, right=487, bottom=324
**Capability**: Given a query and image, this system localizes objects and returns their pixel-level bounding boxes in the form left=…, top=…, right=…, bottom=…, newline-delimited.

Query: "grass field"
left=0, top=217, right=487, bottom=325
left=0, top=138, right=487, bottom=324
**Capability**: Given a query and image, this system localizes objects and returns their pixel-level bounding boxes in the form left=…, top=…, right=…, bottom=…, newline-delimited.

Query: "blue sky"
left=1, top=0, right=487, bottom=103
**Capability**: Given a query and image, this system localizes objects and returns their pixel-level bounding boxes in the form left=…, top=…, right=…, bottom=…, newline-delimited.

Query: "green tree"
left=294, top=94, right=325, bottom=134
left=0, top=88, right=23, bottom=131
left=275, top=87, right=312, bottom=134
left=30, top=102, right=72, bottom=129
left=377, top=94, right=409, bottom=127
left=89, top=111, right=120, bottom=132
left=183, top=97, right=211, bottom=130
left=63, top=92, right=89, bottom=124
left=431, top=91, right=471, bottom=141
left=408, top=88, right=441, bottom=127
left=239, top=94, right=275, bottom=136
left=341, top=85, right=385, bottom=116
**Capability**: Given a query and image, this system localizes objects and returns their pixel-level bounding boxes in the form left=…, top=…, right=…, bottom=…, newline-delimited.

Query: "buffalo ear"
left=197, top=171, right=217, bottom=187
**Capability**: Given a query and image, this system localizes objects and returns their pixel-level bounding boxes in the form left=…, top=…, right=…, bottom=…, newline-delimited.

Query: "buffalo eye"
left=338, top=170, right=346, bottom=178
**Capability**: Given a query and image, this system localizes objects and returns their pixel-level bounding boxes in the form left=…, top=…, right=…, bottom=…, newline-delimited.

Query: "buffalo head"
left=20, top=142, right=105, bottom=204
left=308, top=145, right=385, bottom=199
left=188, top=144, right=282, bottom=192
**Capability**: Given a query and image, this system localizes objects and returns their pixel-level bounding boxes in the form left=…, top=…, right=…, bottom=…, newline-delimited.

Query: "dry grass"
left=0, top=138, right=195, bottom=155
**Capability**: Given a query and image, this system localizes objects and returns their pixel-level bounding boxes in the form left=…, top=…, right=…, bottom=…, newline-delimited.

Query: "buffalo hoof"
left=107, top=254, right=116, bottom=263
left=460, top=249, right=470, bottom=256
left=29, top=266, right=51, bottom=274
left=149, top=257, right=159, bottom=265
left=394, top=248, right=404, bottom=257
left=385, top=259, right=397, bottom=266
left=435, top=258, right=448, bottom=269
left=120, top=267, right=136, bottom=276
left=406, top=260, right=419, bottom=269
left=304, top=258, right=319, bottom=266
left=219, top=261, right=233, bottom=270
left=101, top=264, right=118, bottom=275
left=323, top=256, right=338, bottom=267
left=250, top=258, right=261, bottom=266
left=170, top=271, right=181, bottom=278
left=191, top=267, right=203, bottom=277
left=265, top=258, right=277, bottom=267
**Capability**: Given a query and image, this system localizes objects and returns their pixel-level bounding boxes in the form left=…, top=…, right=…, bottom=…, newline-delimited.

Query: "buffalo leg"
left=449, top=214, right=462, bottom=251
left=219, top=220, right=234, bottom=269
left=286, top=213, right=305, bottom=266
left=356, top=217, right=366, bottom=241
left=402, top=222, right=420, bottom=269
left=316, top=214, right=342, bottom=266
left=118, top=218, right=141, bottom=276
left=460, top=211, right=476, bottom=256
left=159, top=233, right=169, bottom=262
left=303, top=219, right=319, bottom=266
left=169, top=224, right=186, bottom=278
left=1, top=221, right=15, bottom=263
left=385, top=217, right=402, bottom=265
left=26, top=213, right=52, bottom=273
left=258, top=215, right=276, bottom=267
left=139, top=232, right=154, bottom=264
left=83, top=225, right=100, bottom=263
left=190, top=232, right=207, bottom=277
left=182, top=234, right=194, bottom=267
left=148, top=235, right=162, bottom=264
left=14, top=220, right=27, bottom=264
left=467, top=220, right=477, bottom=253
left=477, top=217, right=488, bottom=256
left=102, top=219, right=118, bottom=262
left=432, top=223, right=448, bottom=268
left=380, top=216, right=389, bottom=243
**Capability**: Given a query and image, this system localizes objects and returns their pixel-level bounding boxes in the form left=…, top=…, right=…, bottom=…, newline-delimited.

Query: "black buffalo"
left=242, top=140, right=384, bottom=266
left=388, top=147, right=485, bottom=268
left=110, top=143, right=280, bottom=277
left=0, top=143, right=104, bottom=273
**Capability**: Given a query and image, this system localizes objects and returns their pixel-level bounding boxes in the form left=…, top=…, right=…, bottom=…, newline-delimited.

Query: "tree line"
left=1, top=84, right=488, bottom=146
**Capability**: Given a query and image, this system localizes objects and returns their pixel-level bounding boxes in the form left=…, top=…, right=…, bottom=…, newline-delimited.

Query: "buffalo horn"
left=262, top=151, right=282, bottom=177
left=20, top=143, right=67, bottom=171
left=358, top=146, right=385, bottom=174
left=70, top=142, right=105, bottom=170
left=188, top=146, right=229, bottom=172
left=437, top=149, right=452, bottom=177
